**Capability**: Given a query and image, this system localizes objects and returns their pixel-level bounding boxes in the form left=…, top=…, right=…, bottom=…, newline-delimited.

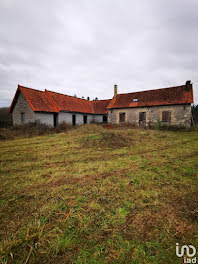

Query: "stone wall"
left=108, top=104, right=192, bottom=127
left=93, top=115, right=104, bottom=123
left=58, top=112, right=106, bottom=125
left=12, top=92, right=36, bottom=125
left=58, top=112, right=93, bottom=125
left=35, top=113, right=54, bottom=126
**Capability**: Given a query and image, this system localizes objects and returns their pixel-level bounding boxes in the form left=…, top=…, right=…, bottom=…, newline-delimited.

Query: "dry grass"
left=0, top=122, right=73, bottom=140
left=0, top=124, right=198, bottom=263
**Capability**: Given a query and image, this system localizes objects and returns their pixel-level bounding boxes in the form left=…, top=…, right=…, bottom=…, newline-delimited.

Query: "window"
left=21, top=112, right=25, bottom=124
left=133, top=98, right=138, bottom=102
left=162, top=111, right=171, bottom=124
left=119, top=112, right=125, bottom=123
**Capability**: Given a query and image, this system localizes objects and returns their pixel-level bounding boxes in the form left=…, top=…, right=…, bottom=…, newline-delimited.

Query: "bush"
left=0, top=122, right=73, bottom=140
left=155, top=120, right=162, bottom=130
left=0, top=107, right=12, bottom=128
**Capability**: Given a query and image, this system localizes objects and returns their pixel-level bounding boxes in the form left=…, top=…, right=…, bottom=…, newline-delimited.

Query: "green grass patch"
left=0, top=125, right=198, bottom=263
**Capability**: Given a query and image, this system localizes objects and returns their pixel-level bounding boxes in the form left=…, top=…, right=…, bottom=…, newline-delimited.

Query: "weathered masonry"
left=107, top=81, right=193, bottom=128
left=10, top=81, right=194, bottom=127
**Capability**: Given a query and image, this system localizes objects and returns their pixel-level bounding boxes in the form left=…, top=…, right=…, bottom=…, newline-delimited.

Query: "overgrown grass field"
left=0, top=125, right=198, bottom=263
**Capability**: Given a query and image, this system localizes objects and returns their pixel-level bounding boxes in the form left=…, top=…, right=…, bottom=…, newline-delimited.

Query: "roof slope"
left=9, top=85, right=59, bottom=113
left=46, top=90, right=93, bottom=114
left=107, top=84, right=193, bottom=109
left=92, top=99, right=111, bottom=114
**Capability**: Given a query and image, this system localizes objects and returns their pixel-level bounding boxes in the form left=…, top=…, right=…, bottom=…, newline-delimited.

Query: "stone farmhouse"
left=9, top=81, right=193, bottom=127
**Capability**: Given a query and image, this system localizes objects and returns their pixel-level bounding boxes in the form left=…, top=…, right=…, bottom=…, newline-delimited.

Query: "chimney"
left=114, top=84, right=118, bottom=97
left=185, top=80, right=191, bottom=92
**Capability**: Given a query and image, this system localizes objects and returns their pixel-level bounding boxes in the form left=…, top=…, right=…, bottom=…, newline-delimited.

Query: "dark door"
left=162, top=111, right=171, bottom=125
left=72, top=114, right=76, bottom=126
left=83, top=115, right=87, bottom=124
left=103, top=115, right=107, bottom=123
left=139, top=112, right=146, bottom=127
left=53, top=113, right=58, bottom=127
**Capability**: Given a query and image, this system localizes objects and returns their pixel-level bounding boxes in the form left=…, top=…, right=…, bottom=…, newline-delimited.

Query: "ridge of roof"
left=18, top=84, right=45, bottom=93
left=19, top=86, right=36, bottom=112
left=9, top=86, right=20, bottom=113
left=46, top=89, right=90, bottom=101
left=47, top=89, right=111, bottom=102
left=91, top=99, right=111, bottom=102
left=45, top=89, right=61, bottom=112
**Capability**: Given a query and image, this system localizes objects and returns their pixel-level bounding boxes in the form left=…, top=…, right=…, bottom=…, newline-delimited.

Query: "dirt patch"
left=79, top=131, right=130, bottom=149
left=170, top=189, right=198, bottom=223
left=20, top=172, right=113, bottom=194
left=122, top=206, right=196, bottom=241
left=184, top=150, right=198, bottom=158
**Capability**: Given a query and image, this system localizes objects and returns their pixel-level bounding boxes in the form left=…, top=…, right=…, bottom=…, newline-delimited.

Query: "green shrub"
left=155, top=120, right=162, bottom=130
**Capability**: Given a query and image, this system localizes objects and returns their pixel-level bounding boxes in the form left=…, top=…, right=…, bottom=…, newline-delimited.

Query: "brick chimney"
left=114, top=84, right=118, bottom=97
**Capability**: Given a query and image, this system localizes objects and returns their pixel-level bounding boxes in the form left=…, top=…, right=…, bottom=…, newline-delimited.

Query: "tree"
left=192, top=104, right=198, bottom=125
left=87, top=97, right=90, bottom=101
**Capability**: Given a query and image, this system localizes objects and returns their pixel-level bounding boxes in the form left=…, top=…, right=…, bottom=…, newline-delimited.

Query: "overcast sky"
left=0, top=0, right=198, bottom=107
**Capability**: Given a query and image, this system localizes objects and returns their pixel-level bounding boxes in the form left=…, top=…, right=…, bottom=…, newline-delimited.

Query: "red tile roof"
left=9, top=85, right=110, bottom=114
left=107, top=84, right=193, bottom=109
left=46, top=90, right=93, bottom=113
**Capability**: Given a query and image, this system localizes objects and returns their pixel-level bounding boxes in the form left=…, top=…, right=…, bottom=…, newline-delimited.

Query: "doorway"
left=72, top=114, right=76, bottom=126
left=53, top=113, right=58, bottom=127
left=103, top=115, right=107, bottom=123
left=139, top=112, right=146, bottom=127
left=83, top=115, right=87, bottom=124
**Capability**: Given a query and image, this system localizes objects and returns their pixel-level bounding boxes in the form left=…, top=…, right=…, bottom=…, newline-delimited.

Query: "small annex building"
left=10, top=81, right=194, bottom=127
